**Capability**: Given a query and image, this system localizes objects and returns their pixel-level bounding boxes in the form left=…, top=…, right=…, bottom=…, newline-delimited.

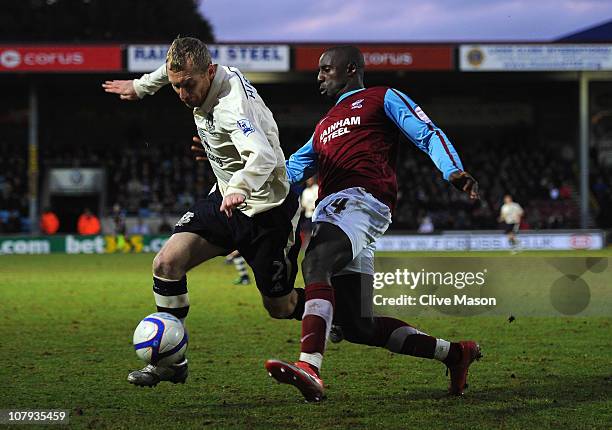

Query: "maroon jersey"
left=312, top=86, right=399, bottom=212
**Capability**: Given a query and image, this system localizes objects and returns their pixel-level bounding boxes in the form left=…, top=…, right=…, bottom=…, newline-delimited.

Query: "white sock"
left=299, top=352, right=323, bottom=370
left=434, top=339, right=451, bottom=361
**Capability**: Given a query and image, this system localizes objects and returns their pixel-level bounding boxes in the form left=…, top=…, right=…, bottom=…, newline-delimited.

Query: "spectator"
left=417, top=213, right=434, bottom=233
left=300, top=177, right=318, bottom=245
left=6, top=210, right=22, bottom=233
left=111, top=203, right=128, bottom=251
left=130, top=217, right=150, bottom=235
left=77, top=208, right=101, bottom=235
left=559, top=182, right=572, bottom=200
left=158, top=215, right=173, bottom=234
left=40, top=207, right=60, bottom=235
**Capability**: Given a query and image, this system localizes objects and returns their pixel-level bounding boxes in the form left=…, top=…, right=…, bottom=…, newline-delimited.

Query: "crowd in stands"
left=102, top=143, right=215, bottom=217
left=0, top=141, right=28, bottom=234
left=393, top=133, right=602, bottom=230
left=1, top=132, right=611, bottom=234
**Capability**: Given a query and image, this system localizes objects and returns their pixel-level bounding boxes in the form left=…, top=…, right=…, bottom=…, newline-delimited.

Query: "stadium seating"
left=1, top=126, right=610, bottom=233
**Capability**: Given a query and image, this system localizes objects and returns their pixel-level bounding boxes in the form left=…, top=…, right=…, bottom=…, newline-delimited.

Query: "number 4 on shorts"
left=327, top=197, right=348, bottom=214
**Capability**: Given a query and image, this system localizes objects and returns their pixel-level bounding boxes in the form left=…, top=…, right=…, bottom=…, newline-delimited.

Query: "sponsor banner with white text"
left=1, top=232, right=603, bottom=254
left=128, top=44, right=290, bottom=72
left=0, top=45, right=121, bottom=72
left=376, top=231, right=604, bottom=251
left=295, top=45, right=453, bottom=71
left=460, top=44, right=612, bottom=71
left=0, top=235, right=169, bottom=255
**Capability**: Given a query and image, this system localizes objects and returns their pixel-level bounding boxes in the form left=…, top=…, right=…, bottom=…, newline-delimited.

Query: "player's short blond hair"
left=166, top=36, right=212, bottom=73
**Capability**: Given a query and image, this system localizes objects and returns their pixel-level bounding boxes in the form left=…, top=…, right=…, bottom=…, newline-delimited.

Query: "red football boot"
left=265, top=359, right=325, bottom=402
left=447, top=341, right=482, bottom=395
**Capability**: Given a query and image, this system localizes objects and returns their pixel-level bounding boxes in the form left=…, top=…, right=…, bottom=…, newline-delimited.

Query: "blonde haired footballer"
left=103, top=37, right=305, bottom=387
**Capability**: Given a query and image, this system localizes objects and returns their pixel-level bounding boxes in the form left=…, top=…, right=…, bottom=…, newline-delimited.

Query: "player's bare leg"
left=128, top=232, right=226, bottom=387
left=508, top=230, right=521, bottom=254
left=246, top=223, right=305, bottom=321
left=232, top=254, right=250, bottom=284
left=225, top=250, right=250, bottom=284
left=261, top=289, right=305, bottom=320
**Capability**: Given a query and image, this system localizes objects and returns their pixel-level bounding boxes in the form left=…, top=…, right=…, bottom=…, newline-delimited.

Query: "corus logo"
left=24, top=51, right=83, bottom=66
left=570, top=235, right=592, bottom=249
left=364, top=52, right=412, bottom=66
left=0, top=50, right=21, bottom=68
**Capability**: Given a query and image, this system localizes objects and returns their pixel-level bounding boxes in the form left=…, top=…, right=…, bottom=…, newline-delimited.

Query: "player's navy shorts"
left=503, top=223, right=519, bottom=234
left=173, top=189, right=301, bottom=298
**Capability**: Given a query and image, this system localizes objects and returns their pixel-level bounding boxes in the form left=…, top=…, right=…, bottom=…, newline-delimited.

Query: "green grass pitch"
left=1, top=250, right=611, bottom=429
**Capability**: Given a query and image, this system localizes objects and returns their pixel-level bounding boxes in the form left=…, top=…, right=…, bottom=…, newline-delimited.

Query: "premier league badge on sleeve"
left=237, top=118, right=255, bottom=136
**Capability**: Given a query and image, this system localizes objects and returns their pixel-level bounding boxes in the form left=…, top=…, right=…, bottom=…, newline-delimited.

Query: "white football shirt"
left=500, top=202, right=523, bottom=224
left=133, top=64, right=289, bottom=217
left=300, top=184, right=319, bottom=219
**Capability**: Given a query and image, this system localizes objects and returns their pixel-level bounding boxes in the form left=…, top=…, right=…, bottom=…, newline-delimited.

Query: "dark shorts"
left=504, top=223, right=519, bottom=234
left=173, top=189, right=301, bottom=298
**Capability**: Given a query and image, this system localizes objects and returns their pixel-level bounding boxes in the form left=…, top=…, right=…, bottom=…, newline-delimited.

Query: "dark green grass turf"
left=1, top=252, right=611, bottom=429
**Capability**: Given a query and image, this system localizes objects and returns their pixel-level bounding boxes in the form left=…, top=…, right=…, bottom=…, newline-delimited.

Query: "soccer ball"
left=133, top=312, right=188, bottom=366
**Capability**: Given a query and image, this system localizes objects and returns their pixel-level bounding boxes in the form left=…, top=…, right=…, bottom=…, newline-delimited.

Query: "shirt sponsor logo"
left=196, top=128, right=224, bottom=167
left=237, top=119, right=255, bottom=136
left=320, top=116, right=361, bottom=144
left=206, top=152, right=224, bottom=167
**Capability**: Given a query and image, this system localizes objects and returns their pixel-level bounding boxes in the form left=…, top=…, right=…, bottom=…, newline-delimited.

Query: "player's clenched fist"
left=220, top=193, right=246, bottom=218
left=449, top=171, right=480, bottom=200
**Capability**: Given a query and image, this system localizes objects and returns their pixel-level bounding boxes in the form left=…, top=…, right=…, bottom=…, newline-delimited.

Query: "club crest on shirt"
left=351, top=99, right=364, bottom=109
left=237, top=118, right=255, bottom=136
left=205, top=113, right=215, bottom=133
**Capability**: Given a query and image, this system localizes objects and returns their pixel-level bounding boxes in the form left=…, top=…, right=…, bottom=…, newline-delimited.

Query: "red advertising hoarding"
left=295, top=45, right=453, bottom=71
left=0, top=45, right=122, bottom=72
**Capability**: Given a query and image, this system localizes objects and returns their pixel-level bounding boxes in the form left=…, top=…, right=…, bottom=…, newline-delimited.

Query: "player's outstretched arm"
left=103, top=64, right=169, bottom=101
left=449, top=171, right=480, bottom=200
left=384, top=88, right=464, bottom=179
left=286, top=136, right=318, bottom=185
left=102, top=80, right=139, bottom=101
